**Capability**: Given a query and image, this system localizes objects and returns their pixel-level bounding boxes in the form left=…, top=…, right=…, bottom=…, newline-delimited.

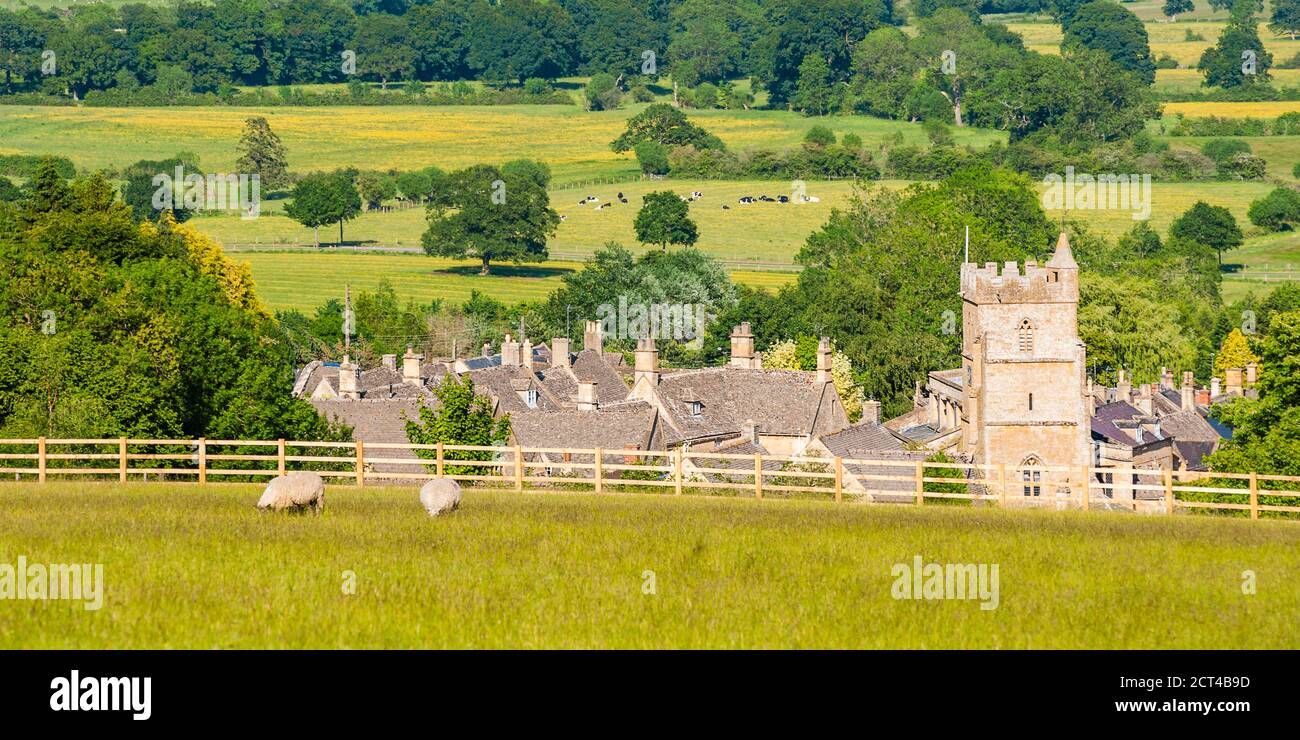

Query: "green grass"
left=200, top=179, right=896, bottom=265
left=237, top=251, right=795, bottom=312
left=1, top=481, right=1297, bottom=648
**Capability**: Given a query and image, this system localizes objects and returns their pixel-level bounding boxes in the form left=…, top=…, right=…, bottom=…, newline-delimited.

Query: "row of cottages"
left=291, top=321, right=924, bottom=493
left=886, top=232, right=1234, bottom=507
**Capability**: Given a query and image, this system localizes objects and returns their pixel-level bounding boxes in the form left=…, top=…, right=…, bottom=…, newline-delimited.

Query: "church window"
left=1021, top=456, right=1042, bottom=497
left=1017, top=319, right=1034, bottom=353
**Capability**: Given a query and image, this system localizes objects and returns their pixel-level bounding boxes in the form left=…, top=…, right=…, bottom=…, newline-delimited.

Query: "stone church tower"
left=960, top=233, right=1090, bottom=496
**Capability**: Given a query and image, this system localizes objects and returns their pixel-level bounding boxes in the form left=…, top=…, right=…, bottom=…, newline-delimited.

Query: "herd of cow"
left=567, top=190, right=822, bottom=216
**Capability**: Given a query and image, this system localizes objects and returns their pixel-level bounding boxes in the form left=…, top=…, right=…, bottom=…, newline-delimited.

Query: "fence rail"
left=1, top=438, right=1297, bottom=520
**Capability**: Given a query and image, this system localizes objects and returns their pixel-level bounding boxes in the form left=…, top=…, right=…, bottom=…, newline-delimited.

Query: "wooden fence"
left=1, top=438, right=1298, bottom=520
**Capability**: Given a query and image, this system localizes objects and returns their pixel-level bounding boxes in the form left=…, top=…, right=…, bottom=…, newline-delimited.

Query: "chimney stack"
left=815, top=336, right=833, bottom=384
left=1160, top=367, right=1173, bottom=390
left=576, top=379, right=598, bottom=411
left=1196, top=388, right=1210, bottom=406
left=1226, top=367, right=1243, bottom=396
left=1211, top=376, right=1221, bottom=398
left=1086, top=377, right=1096, bottom=417
left=634, top=336, right=659, bottom=387
left=729, top=322, right=759, bottom=369
left=522, top=339, right=534, bottom=371
left=339, top=355, right=359, bottom=399
left=861, top=399, right=881, bottom=425
left=1246, top=362, right=1258, bottom=386
left=500, top=334, right=520, bottom=367
left=402, top=346, right=423, bottom=386
left=382, top=354, right=397, bottom=372
left=1117, top=368, right=1131, bottom=403
left=1136, top=382, right=1153, bottom=415
left=551, top=338, right=570, bottom=369
left=584, top=320, right=603, bottom=355
left=741, top=419, right=758, bottom=445
left=1180, top=371, right=1195, bottom=411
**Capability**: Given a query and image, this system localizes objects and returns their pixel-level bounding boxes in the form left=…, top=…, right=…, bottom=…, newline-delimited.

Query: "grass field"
left=0, top=103, right=1002, bottom=185
left=1, top=481, right=1297, bottom=649
left=237, top=251, right=795, bottom=311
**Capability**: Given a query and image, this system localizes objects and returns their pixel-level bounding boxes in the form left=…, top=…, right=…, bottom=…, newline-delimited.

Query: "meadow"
left=1, top=481, right=1297, bottom=649
left=238, top=251, right=796, bottom=311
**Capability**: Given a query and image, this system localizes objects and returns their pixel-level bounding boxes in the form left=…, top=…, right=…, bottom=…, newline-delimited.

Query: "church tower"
left=960, top=233, right=1090, bottom=497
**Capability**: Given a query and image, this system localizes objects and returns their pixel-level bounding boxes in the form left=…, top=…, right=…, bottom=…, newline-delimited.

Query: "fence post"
left=834, top=456, right=843, bottom=503
left=1249, top=471, right=1259, bottom=520
left=1080, top=465, right=1089, bottom=511
left=118, top=437, right=127, bottom=483
left=514, top=446, right=523, bottom=492
left=915, top=460, right=924, bottom=506
left=355, top=441, right=365, bottom=488
left=436, top=441, right=444, bottom=477
left=998, top=463, right=1006, bottom=507
left=277, top=438, right=286, bottom=476
left=37, top=436, right=46, bottom=483
left=1164, top=469, right=1174, bottom=515
left=595, top=448, right=603, bottom=493
left=198, top=438, right=207, bottom=484
left=674, top=448, right=682, bottom=496
left=754, top=454, right=763, bottom=500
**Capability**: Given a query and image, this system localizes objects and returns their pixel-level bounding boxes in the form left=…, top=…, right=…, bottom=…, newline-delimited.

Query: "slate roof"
left=309, top=397, right=435, bottom=474
left=464, top=365, right=563, bottom=414
left=508, top=401, right=656, bottom=452
left=570, top=349, right=631, bottom=404
left=653, top=367, right=835, bottom=446
left=1091, top=401, right=1146, bottom=446
left=818, top=422, right=906, bottom=457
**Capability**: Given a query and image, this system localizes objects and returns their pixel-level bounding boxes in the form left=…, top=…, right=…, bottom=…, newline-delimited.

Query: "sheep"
left=419, top=478, right=461, bottom=517
left=256, top=471, right=325, bottom=515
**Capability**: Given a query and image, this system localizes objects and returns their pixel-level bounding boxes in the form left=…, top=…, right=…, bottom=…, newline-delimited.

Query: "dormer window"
left=526, top=389, right=539, bottom=408
left=689, top=401, right=703, bottom=416
left=1017, top=318, right=1034, bottom=353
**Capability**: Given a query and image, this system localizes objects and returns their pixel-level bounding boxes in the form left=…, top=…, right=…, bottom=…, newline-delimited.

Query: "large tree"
left=420, top=161, right=560, bottom=274
left=1169, top=201, right=1244, bottom=266
left=234, top=116, right=290, bottom=190
left=1271, top=0, right=1300, bottom=39
left=284, top=170, right=362, bottom=247
left=1063, top=1, right=1156, bottom=84
left=634, top=191, right=699, bottom=249
left=1199, top=15, right=1273, bottom=88
left=756, top=0, right=889, bottom=107
left=467, top=0, right=578, bottom=84
left=352, top=12, right=416, bottom=89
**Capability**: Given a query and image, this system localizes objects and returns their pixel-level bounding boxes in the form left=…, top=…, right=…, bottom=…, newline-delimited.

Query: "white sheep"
left=419, top=478, right=461, bottom=517
left=256, top=471, right=325, bottom=515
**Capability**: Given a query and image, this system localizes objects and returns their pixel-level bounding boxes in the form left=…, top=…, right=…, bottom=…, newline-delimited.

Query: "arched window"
left=1017, top=318, right=1034, bottom=353
left=1021, top=455, right=1042, bottom=497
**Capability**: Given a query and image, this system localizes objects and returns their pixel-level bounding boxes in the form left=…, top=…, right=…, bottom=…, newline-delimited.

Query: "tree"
left=1272, top=0, right=1300, bottom=40
left=1169, top=201, right=1244, bottom=266
left=667, top=0, right=750, bottom=87
left=356, top=172, right=397, bottom=210
left=1063, top=1, right=1156, bottom=84
left=763, top=336, right=865, bottom=420
left=352, top=12, right=416, bottom=89
left=1248, top=187, right=1300, bottom=231
left=585, top=72, right=622, bottom=111
left=466, top=0, right=578, bottom=84
left=634, top=191, right=699, bottom=250
left=1164, top=0, right=1195, bottom=21
left=756, top=0, right=890, bottom=107
left=634, top=141, right=671, bottom=175
left=1215, top=327, right=1261, bottom=377
left=235, top=117, right=290, bottom=190
left=792, top=52, right=835, bottom=115
left=121, top=158, right=200, bottom=224
left=1198, top=16, right=1272, bottom=88
left=0, top=9, right=47, bottom=94
left=405, top=374, right=510, bottom=476
left=1206, top=310, right=1300, bottom=476
left=610, top=103, right=724, bottom=152
left=421, top=163, right=559, bottom=274
left=803, top=125, right=836, bottom=147
left=407, top=1, right=472, bottom=81
left=284, top=171, right=362, bottom=247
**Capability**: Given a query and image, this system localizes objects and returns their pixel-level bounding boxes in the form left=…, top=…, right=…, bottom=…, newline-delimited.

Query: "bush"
left=1248, top=187, right=1300, bottom=231
left=1218, top=153, right=1267, bottom=180
left=1200, top=138, right=1252, bottom=163
left=523, top=78, right=550, bottom=95
left=803, top=125, right=836, bottom=147
left=1155, top=53, right=1180, bottom=69
left=634, top=141, right=671, bottom=175
left=629, top=85, right=655, bottom=102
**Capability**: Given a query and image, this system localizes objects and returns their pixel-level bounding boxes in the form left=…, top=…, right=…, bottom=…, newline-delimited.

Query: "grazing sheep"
left=256, top=471, right=325, bottom=515
left=419, top=478, right=461, bottom=517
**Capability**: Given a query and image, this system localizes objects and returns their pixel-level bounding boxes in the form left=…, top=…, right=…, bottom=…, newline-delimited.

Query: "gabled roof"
left=508, top=401, right=656, bottom=451
left=309, top=397, right=435, bottom=474
left=570, top=349, right=630, bottom=404
left=652, top=367, right=832, bottom=446
left=819, top=422, right=906, bottom=457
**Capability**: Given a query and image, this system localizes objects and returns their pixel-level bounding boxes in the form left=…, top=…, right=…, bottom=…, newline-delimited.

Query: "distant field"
left=0, top=103, right=1002, bottom=185
left=1007, top=19, right=1300, bottom=67
left=238, top=251, right=796, bottom=312
left=3, top=482, right=1297, bottom=648
left=199, top=179, right=894, bottom=265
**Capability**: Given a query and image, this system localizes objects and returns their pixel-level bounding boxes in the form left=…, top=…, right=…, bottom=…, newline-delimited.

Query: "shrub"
left=1248, top=187, right=1300, bottom=231
left=1200, top=138, right=1252, bottom=163
left=634, top=141, right=671, bottom=175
